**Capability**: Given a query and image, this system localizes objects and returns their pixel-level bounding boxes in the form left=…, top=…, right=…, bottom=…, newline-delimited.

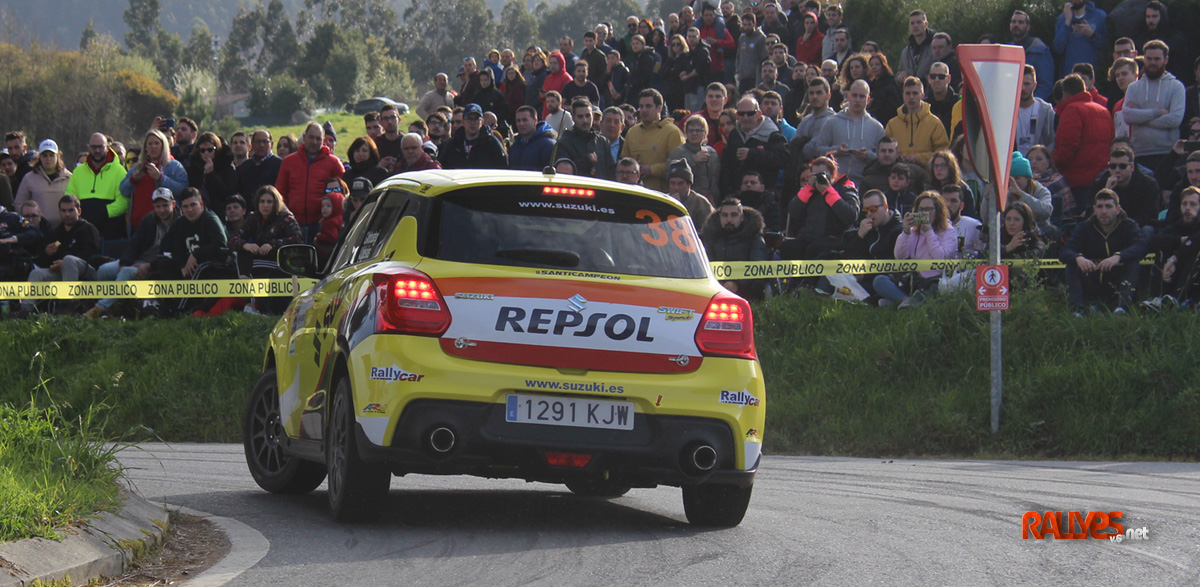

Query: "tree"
left=497, top=0, right=539, bottom=53
left=218, top=2, right=266, bottom=92
left=79, top=18, right=98, bottom=51
left=123, top=0, right=161, bottom=55
left=399, top=0, right=497, bottom=86
left=536, top=0, right=641, bottom=51
left=182, top=24, right=216, bottom=73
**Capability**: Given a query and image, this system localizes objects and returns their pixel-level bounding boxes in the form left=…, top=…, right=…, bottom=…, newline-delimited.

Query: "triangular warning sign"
left=958, top=45, right=1025, bottom=212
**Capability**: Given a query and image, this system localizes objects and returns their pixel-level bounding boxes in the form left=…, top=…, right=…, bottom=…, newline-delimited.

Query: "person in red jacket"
left=274, top=121, right=345, bottom=242
left=314, top=177, right=346, bottom=265
left=1054, top=74, right=1115, bottom=213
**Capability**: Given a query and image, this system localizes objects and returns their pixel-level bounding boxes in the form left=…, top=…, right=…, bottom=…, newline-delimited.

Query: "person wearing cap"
left=397, top=133, right=441, bottom=173
left=345, top=177, right=372, bottom=225
left=322, top=121, right=345, bottom=170
left=274, top=121, right=345, bottom=242
left=438, top=103, right=508, bottom=170
left=666, top=158, right=715, bottom=226
left=1005, top=150, right=1057, bottom=240
left=14, top=139, right=72, bottom=230
left=65, top=133, right=131, bottom=240
left=84, top=187, right=181, bottom=319
left=23, top=194, right=100, bottom=314
left=455, top=57, right=484, bottom=108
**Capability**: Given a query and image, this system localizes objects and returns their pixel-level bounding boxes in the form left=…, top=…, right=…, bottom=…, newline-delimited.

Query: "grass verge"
left=0, top=398, right=125, bottom=542
left=1, top=288, right=1197, bottom=460
left=757, top=283, right=1200, bottom=459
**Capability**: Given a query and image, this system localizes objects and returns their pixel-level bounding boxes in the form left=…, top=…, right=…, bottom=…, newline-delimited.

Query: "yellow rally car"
left=242, top=170, right=765, bottom=526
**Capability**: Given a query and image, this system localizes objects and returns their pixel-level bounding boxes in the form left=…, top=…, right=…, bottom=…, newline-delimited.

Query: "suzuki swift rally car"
left=243, top=170, right=765, bottom=526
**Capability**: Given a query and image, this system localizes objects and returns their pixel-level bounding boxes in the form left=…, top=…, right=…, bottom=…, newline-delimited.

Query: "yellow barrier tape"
left=0, top=278, right=319, bottom=300
left=709, top=256, right=1157, bottom=280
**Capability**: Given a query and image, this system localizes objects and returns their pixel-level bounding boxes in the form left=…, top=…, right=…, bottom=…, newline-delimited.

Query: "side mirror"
left=277, top=244, right=320, bottom=278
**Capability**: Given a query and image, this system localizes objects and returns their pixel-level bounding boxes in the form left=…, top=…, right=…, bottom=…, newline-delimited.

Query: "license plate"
left=505, top=394, right=635, bottom=430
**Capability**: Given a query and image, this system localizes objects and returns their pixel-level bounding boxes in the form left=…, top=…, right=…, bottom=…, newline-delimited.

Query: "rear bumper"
left=354, top=399, right=757, bottom=488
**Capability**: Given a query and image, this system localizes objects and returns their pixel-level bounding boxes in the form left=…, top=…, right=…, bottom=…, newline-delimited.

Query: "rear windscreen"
left=430, top=185, right=709, bottom=279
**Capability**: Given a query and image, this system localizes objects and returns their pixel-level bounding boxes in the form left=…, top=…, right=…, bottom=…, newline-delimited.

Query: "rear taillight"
left=694, top=291, right=756, bottom=360
left=374, top=270, right=451, bottom=335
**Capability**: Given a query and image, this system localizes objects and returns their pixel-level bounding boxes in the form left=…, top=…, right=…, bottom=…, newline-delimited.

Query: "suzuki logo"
left=567, top=294, right=588, bottom=312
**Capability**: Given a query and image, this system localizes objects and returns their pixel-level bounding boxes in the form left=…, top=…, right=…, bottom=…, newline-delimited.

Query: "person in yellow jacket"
left=65, top=133, right=130, bottom=240
left=621, top=88, right=684, bottom=192
left=884, top=77, right=949, bottom=167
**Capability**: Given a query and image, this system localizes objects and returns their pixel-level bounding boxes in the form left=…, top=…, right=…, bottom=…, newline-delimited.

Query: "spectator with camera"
left=783, top=156, right=859, bottom=260
left=872, top=190, right=958, bottom=308
left=1059, top=188, right=1147, bottom=315
left=701, top=197, right=769, bottom=299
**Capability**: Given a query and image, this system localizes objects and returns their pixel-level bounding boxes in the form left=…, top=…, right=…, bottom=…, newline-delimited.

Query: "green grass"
left=0, top=314, right=276, bottom=443
left=1, top=290, right=1197, bottom=461
left=756, top=283, right=1200, bottom=459
left=222, top=110, right=423, bottom=154
left=0, top=398, right=125, bottom=542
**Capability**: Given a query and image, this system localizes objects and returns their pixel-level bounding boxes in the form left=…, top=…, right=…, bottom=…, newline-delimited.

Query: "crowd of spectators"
left=1, top=0, right=1199, bottom=317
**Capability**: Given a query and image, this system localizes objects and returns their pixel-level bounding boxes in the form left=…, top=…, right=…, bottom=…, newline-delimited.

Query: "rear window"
left=429, top=185, right=708, bottom=279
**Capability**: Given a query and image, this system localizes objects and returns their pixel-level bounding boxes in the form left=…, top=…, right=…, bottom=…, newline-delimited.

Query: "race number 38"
left=637, top=209, right=698, bottom=253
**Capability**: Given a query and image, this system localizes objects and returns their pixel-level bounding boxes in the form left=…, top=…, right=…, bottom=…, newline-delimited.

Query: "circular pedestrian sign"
left=983, top=268, right=1003, bottom=286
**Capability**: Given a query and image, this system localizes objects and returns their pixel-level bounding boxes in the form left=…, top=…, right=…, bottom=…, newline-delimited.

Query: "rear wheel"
left=326, top=377, right=391, bottom=522
left=682, top=483, right=753, bottom=527
left=243, top=369, right=326, bottom=494
left=565, top=479, right=632, bottom=498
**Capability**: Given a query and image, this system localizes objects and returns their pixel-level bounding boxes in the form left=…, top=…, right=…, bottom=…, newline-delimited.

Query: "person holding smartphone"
left=872, top=190, right=957, bottom=308
left=1052, top=0, right=1107, bottom=79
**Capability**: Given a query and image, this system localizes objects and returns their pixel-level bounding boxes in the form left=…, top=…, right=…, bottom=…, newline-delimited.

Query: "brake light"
left=543, top=186, right=595, bottom=197
left=694, top=291, right=756, bottom=360
left=545, top=452, right=593, bottom=468
left=374, top=269, right=451, bottom=335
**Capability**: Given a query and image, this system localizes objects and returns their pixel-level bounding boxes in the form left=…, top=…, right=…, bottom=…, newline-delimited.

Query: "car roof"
left=378, top=169, right=687, bottom=211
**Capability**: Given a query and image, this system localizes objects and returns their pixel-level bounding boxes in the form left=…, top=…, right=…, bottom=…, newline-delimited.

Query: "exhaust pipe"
left=428, top=426, right=456, bottom=454
left=687, top=444, right=717, bottom=473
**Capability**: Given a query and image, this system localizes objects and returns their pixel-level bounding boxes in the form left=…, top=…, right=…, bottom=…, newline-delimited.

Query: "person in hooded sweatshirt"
left=539, top=51, right=575, bottom=118
left=812, top=79, right=885, bottom=186
left=719, top=94, right=788, bottom=196
left=1122, top=40, right=1187, bottom=172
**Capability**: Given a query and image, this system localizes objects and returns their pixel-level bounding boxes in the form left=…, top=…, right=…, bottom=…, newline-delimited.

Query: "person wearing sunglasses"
left=925, top=62, right=958, bottom=138
left=1087, top=146, right=1161, bottom=228
left=838, top=189, right=903, bottom=302
left=186, top=131, right=237, bottom=215
left=718, top=95, right=788, bottom=197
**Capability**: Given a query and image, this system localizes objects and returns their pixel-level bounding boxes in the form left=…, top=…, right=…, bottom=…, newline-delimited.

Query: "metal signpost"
left=958, top=45, right=1025, bottom=434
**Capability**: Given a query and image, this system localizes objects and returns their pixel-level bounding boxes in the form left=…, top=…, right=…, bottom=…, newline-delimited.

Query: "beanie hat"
left=1010, top=150, right=1032, bottom=178
left=323, top=121, right=337, bottom=142
left=667, top=158, right=694, bottom=183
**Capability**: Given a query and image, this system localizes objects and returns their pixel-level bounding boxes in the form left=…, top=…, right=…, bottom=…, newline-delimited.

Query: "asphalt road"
left=117, top=444, right=1200, bottom=586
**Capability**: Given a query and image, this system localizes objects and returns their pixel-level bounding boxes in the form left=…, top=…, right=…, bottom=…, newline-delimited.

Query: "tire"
left=243, top=369, right=326, bottom=494
left=326, top=377, right=391, bottom=522
left=682, top=483, right=753, bottom=527
left=565, top=479, right=632, bottom=498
